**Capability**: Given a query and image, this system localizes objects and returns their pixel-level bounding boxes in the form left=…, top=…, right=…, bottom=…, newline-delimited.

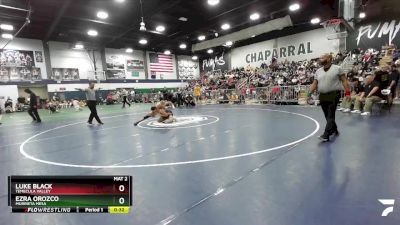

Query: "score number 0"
left=118, top=184, right=126, bottom=205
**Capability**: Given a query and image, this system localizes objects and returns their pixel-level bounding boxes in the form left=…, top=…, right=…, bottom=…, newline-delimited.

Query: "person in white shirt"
left=75, top=82, right=103, bottom=125
left=121, top=89, right=131, bottom=108
left=72, top=99, right=82, bottom=111
left=310, top=54, right=350, bottom=142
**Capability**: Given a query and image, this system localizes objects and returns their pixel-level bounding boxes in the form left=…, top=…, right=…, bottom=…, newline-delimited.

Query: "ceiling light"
left=126, top=48, right=133, bottom=53
left=115, top=0, right=125, bottom=2
left=87, top=30, right=98, bottom=36
left=156, top=25, right=165, bottom=32
left=97, top=11, right=108, bottom=19
left=2, top=33, right=13, bottom=39
left=289, top=3, right=300, bottom=11
left=192, top=56, right=198, bottom=60
left=139, top=39, right=148, bottom=45
left=179, top=44, right=187, bottom=49
left=207, top=49, right=213, bottom=54
left=140, top=21, right=146, bottom=31
left=225, top=41, right=233, bottom=47
left=310, top=18, right=320, bottom=24
left=74, top=44, right=84, bottom=49
left=221, top=23, right=230, bottom=30
left=0, top=24, right=13, bottom=31
left=178, top=17, right=188, bottom=22
left=250, top=13, right=260, bottom=21
left=359, top=12, right=366, bottom=19
left=164, top=50, right=171, bottom=55
left=198, top=35, right=206, bottom=41
left=207, top=0, right=220, bottom=6
left=215, top=32, right=219, bottom=37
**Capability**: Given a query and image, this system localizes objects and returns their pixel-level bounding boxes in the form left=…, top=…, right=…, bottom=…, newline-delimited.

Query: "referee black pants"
left=122, top=96, right=130, bottom=107
left=319, top=91, right=340, bottom=135
left=87, top=100, right=102, bottom=124
left=28, top=107, right=41, bottom=122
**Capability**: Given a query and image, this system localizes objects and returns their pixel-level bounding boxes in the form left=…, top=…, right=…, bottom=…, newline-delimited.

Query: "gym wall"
left=49, top=41, right=103, bottom=80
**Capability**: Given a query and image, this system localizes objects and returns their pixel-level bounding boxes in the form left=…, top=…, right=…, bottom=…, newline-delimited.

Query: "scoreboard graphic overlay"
left=8, top=176, right=132, bottom=214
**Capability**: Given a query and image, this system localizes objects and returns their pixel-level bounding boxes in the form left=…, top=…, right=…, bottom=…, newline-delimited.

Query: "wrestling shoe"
left=318, top=133, right=329, bottom=142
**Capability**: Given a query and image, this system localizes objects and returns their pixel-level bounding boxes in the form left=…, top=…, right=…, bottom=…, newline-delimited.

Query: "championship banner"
left=0, top=49, right=42, bottom=82
left=127, top=59, right=144, bottom=71
left=51, top=68, right=79, bottom=81
left=177, top=56, right=200, bottom=80
left=0, top=49, right=35, bottom=68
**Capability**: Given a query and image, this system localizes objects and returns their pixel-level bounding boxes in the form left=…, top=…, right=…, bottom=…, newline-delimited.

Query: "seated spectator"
left=218, top=92, right=229, bottom=104
left=4, top=97, right=13, bottom=113
left=184, top=94, right=195, bottom=107
left=230, top=93, right=239, bottom=104
left=48, top=101, right=58, bottom=114
left=351, top=74, right=383, bottom=116
left=79, top=100, right=86, bottom=108
left=72, top=99, right=82, bottom=111
left=338, top=77, right=364, bottom=112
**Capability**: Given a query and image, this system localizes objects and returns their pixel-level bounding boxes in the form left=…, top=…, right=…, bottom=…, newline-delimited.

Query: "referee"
left=24, top=89, right=42, bottom=123
left=310, top=54, right=350, bottom=142
left=121, top=89, right=131, bottom=108
left=76, top=82, right=103, bottom=125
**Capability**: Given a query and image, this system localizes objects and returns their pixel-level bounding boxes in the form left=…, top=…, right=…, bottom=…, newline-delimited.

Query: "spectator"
left=351, top=74, right=383, bottom=116
left=388, top=60, right=400, bottom=102
left=72, top=99, right=82, bottom=111
left=338, top=77, right=364, bottom=112
left=194, top=85, right=201, bottom=103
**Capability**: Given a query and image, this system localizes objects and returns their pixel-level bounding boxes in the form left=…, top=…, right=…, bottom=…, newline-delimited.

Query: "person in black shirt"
left=389, top=61, right=400, bottom=100
left=339, top=77, right=365, bottom=112
left=352, top=75, right=382, bottom=116
left=24, top=89, right=41, bottom=123
left=374, top=68, right=390, bottom=90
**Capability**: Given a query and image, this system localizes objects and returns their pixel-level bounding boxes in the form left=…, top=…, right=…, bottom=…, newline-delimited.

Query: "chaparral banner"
left=230, top=29, right=339, bottom=68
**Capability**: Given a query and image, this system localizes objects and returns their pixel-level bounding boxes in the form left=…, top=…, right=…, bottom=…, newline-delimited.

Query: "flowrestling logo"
left=356, top=20, right=400, bottom=46
left=138, top=115, right=219, bottom=129
left=378, top=199, right=395, bottom=217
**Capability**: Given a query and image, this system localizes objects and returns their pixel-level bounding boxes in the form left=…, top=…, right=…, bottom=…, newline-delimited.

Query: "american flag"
left=149, top=53, right=174, bottom=73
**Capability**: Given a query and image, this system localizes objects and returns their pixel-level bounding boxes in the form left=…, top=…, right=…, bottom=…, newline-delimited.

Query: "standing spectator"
left=24, top=89, right=42, bottom=123
left=121, top=89, right=131, bottom=108
left=75, top=82, right=103, bottom=125
left=130, top=88, right=136, bottom=102
left=309, top=54, right=350, bottom=141
left=194, top=85, right=201, bottom=103
left=388, top=60, right=400, bottom=102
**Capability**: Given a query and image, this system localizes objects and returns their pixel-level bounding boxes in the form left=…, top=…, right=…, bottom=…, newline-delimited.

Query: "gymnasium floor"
left=0, top=104, right=399, bottom=225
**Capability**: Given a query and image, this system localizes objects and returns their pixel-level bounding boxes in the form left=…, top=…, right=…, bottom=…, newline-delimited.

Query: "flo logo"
left=378, top=199, right=395, bottom=217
